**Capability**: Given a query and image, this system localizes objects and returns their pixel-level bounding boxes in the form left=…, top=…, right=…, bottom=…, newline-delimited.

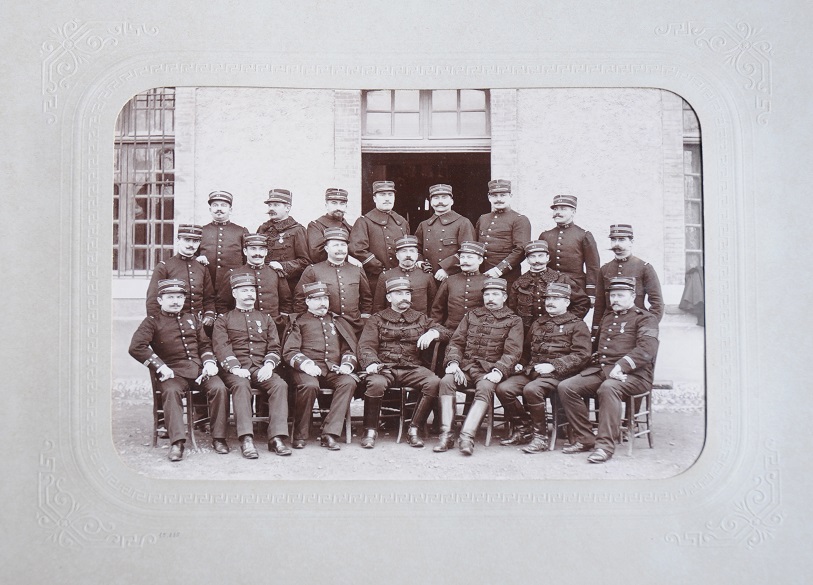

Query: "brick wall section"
left=172, top=87, right=197, bottom=225
left=489, top=88, right=519, bottom=190
left=333, top=90, right=363, bottom=219
left=661, top=90, right=688, bottom=287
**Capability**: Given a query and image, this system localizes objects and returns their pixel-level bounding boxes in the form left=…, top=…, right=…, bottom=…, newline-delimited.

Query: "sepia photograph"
left=111, top=85, right=706, bottom=480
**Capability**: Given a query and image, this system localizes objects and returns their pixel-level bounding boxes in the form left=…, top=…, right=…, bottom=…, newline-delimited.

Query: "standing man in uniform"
left=129, top=279, right=230, bottom=461
left=215, top=233, right=292, bottom=332
left=307, top=187, right=354, bottom=264
left=434, top=278, right=524, bottom=456
left=349, top=180, right=410, bottom=296
left=429, top=241, right=488, bottom=332
left=474, top=179, right=532, bottom=288
left=414, top=183, right=476, bottom=283
left=373, top=235, right=437, bottom=315
left=284, top=282, right=358, bottom=451
left=196, top=190, right=250, bottom=295
left=146, top=224, right=215, bottom=327
left=592, top=224, right=664, bottom=343
left=213, top=273, right=292, bottom=457
left=559, top=276, right=659, bottom=463
left=538, top=194, right=601, bottom=305
left=357, top=277, right=451, bottom=449
left=495, top=282, right=591, bottom=453
left=257, top=188, right=311, bottom=296
left=509, top=240, right=591, bottom=331
left=293, top=227, right=372, bottom=335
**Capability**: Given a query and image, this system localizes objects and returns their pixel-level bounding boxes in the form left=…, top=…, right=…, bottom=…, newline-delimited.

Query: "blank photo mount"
left=10, top=2, right=802, bottom=584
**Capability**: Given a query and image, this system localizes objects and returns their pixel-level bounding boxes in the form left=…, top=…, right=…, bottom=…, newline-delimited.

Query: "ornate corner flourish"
left=655, top=21, right=772, bottom=125
left=40, top=20, right=159, bottom=124
left=665, top=440, right=782, bottom=549
left=38, top=440, right=157, bottom=548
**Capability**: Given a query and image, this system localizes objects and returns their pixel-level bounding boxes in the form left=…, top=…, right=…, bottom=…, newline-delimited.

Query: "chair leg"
left=344, top=400, right=352, bottom=444
left=185, top=388, right=198, bottom=450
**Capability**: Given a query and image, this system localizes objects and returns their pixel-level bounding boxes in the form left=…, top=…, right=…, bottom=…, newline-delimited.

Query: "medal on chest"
left=256, top=320, right=263, bottom=333
left=619, top=322, right=626, bottom=334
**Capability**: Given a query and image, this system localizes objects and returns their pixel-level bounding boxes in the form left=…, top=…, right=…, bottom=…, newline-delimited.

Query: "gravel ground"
left=112, top=386, right=705, bottom=481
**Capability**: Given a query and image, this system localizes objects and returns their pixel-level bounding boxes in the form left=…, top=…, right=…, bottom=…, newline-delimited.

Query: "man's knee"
left=364, top=374, right=386, bottom=398
left=438, top=374, right=457, bottom=397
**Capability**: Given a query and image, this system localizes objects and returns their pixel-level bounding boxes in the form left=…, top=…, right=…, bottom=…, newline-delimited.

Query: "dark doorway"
left=361, top=152, right=491, bottom=229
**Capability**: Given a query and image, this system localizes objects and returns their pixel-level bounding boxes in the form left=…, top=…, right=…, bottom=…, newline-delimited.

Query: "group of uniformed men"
left=129, top=179, right=664, bottom=464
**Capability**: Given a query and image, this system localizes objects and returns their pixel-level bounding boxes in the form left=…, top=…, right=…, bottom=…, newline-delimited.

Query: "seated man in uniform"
left=213, top=273, right=292, bottom=457
left=435, top=278, right=524, bottom=456
left=495, top=282, right=591, bottom=453
left=373, top=235, right=437, bottom=315
left=129, top=279, right=229, bottom=462
left=559, top=276, right=659, bottom=463
left=357, top=277, right=451, bottom=449
left=283, top=282, right=358, bottom=450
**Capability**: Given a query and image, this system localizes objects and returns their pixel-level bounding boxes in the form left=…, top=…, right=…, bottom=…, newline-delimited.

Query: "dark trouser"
left=364, top=365, right=440, bottom=399
left=220, top=370, right=289, bottom=438
left=439, top=366, right=495, bottom=404
left=290, top=370, right=356, bottom=439
left=558, top=370, right=649, bottom=454
left=158, top=375, right=228, bottom=444
left=495, top=374, right=560, bottom=408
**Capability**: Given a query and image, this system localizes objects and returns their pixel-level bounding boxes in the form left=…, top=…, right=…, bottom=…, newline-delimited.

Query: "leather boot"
left=407, top=395, right=435, bottom=448
left=499, top=398, right=533, bottom=445
left=458, top=399, right=488, bottom=456
left=361, top=396, right=381, bottom=449
left=522, top=402, right=550, bottom=454
left=433, top=395, right=456, bottom=452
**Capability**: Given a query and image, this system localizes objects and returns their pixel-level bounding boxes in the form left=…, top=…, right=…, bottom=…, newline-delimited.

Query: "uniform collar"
left=247, top=262, right=266, bottom=270
left=178, top=253, right=194, bottom=261
left=548, top=311, right=576, bottom=325
left=615, top=254, right=632, bottom=263
left=367, top=208, right=403, bottom=226
left=237, top=307, right=255, bottom=313
left=213, top=220, right=231, bottom=226
left=270, top=216, right=298, bottom=231
left=160, top=309, right=183, bottom=318
left=475, top=306, right=513, bottom=319
left=380, top=307, right=421, bottom=323
left=426, top=210, right=460, bottom=225
left=556, top=222, right=572, bottom=229
left=461, top=269, right=480, bottom=276
left=327, top=259, right=346, bottom=268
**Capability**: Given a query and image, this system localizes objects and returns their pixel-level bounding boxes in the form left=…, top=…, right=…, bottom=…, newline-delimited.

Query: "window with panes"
left=113, top=87, right=176, bottom=276
left=683, top=100, right=703, bottom=269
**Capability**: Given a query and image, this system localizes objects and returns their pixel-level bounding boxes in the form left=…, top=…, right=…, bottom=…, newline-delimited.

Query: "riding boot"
left=521, top=401, right=550, bottom=453
left=361, top=396, right=381, bottom=449
left=458, top=399, right=488, bottom=456
left=499, top=398, right=533, bottom=445
left=433, top=395, right=456, bottom=452
left=407, top=395, right=435, bottom=448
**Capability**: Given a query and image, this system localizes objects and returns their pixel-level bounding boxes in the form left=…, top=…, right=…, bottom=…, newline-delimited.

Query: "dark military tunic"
left=215, top=264, right=292, bottom=327
left=538, top=222, right=600, bottom=297
left=429, top=271, right=488, bottom=331
left=372, top=265, right=437, bottom=315
left=256, top=216, right=310, bottom=293
left=414, top=210, right=476, bottom=273
left=146, top=254, right=215, bottom=320
left=358, top=308, right=450, bottom=369
left=197, top=221, right=249, bottom=289
left=306, top=214, right=354, bottom=264
left=474, top=208, right=532, bottom=284
left=592, top=255, right=664, bottom=336
left=520, top=311, right=591, bottom=379
left=293, top=260, right=372, bottom=334
left=444, top=306, right=524, bottom=380
left=508, top=268, right=591, bottom=330
left=349, top=208, right=410, bottom=293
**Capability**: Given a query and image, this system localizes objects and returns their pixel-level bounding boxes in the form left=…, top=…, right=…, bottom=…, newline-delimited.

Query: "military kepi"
left=608, top=276, right=636, bottom=291
left=395, top=235, right=419, bottom=250
left=230, top=272, right=257, bottom=289
left=482, top=277, right=508, bottom=292
left=323, top=227, right=350, bottom=242
left=524, top=240, right=549, bottom=255
left=609, top=224, right=634, bottom=238
left=207, top=190, right=234, bottom=205
left=458, top=240, right=486, bottom=256
left=545, top=282, right=572, bottom=298
left=177, top=224, right=203, bottom=239
left=385, top=277, right=412, bottom=293
left=324, top=187, right=349, bottom=202
left=265, top=188, right=293, bottom=205
left=488, top=179, right=511, bottom=194
left=242, top=233, right=268, bottom=247
left=372, top=180, right=396, bottom=194
left=303, top=281, right=329, bottom=298
left=551, top=194, right=578, bottom=209
left=429, top=183, right=453, bottom=198
left=157, top=278, right=188, bottom=295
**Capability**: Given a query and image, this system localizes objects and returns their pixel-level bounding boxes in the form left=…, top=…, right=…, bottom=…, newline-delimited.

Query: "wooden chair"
left=619, top=389, right=653, bottom=455
left=149, top=370, right=210, bottom=450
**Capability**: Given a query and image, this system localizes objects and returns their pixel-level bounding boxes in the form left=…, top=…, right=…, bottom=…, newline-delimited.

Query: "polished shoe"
left=406, top=426, right=424, bottom=448
left=268, top=436, right=292, bottom=456
left=562, top=441, right=594, bottom=454
left=587, top=448, right=612, bottom=464
left=212, top=438, right=230, bottom=454
left=433, top=431, right=455, bottom=453
left=360, top=429, right=377, bottom=449
left=320, top=434, right=341, bottom=451
left=292, top=438, right=307, bottom=449
left=499, top=426, right=534, bottom=446
left=240, top=436, right=259, bottom=459
left=458, top=434, right=475, bottom=456
left=168, top=441, right=184, bottom=462
left=521, top=434, right=550, bottom=454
